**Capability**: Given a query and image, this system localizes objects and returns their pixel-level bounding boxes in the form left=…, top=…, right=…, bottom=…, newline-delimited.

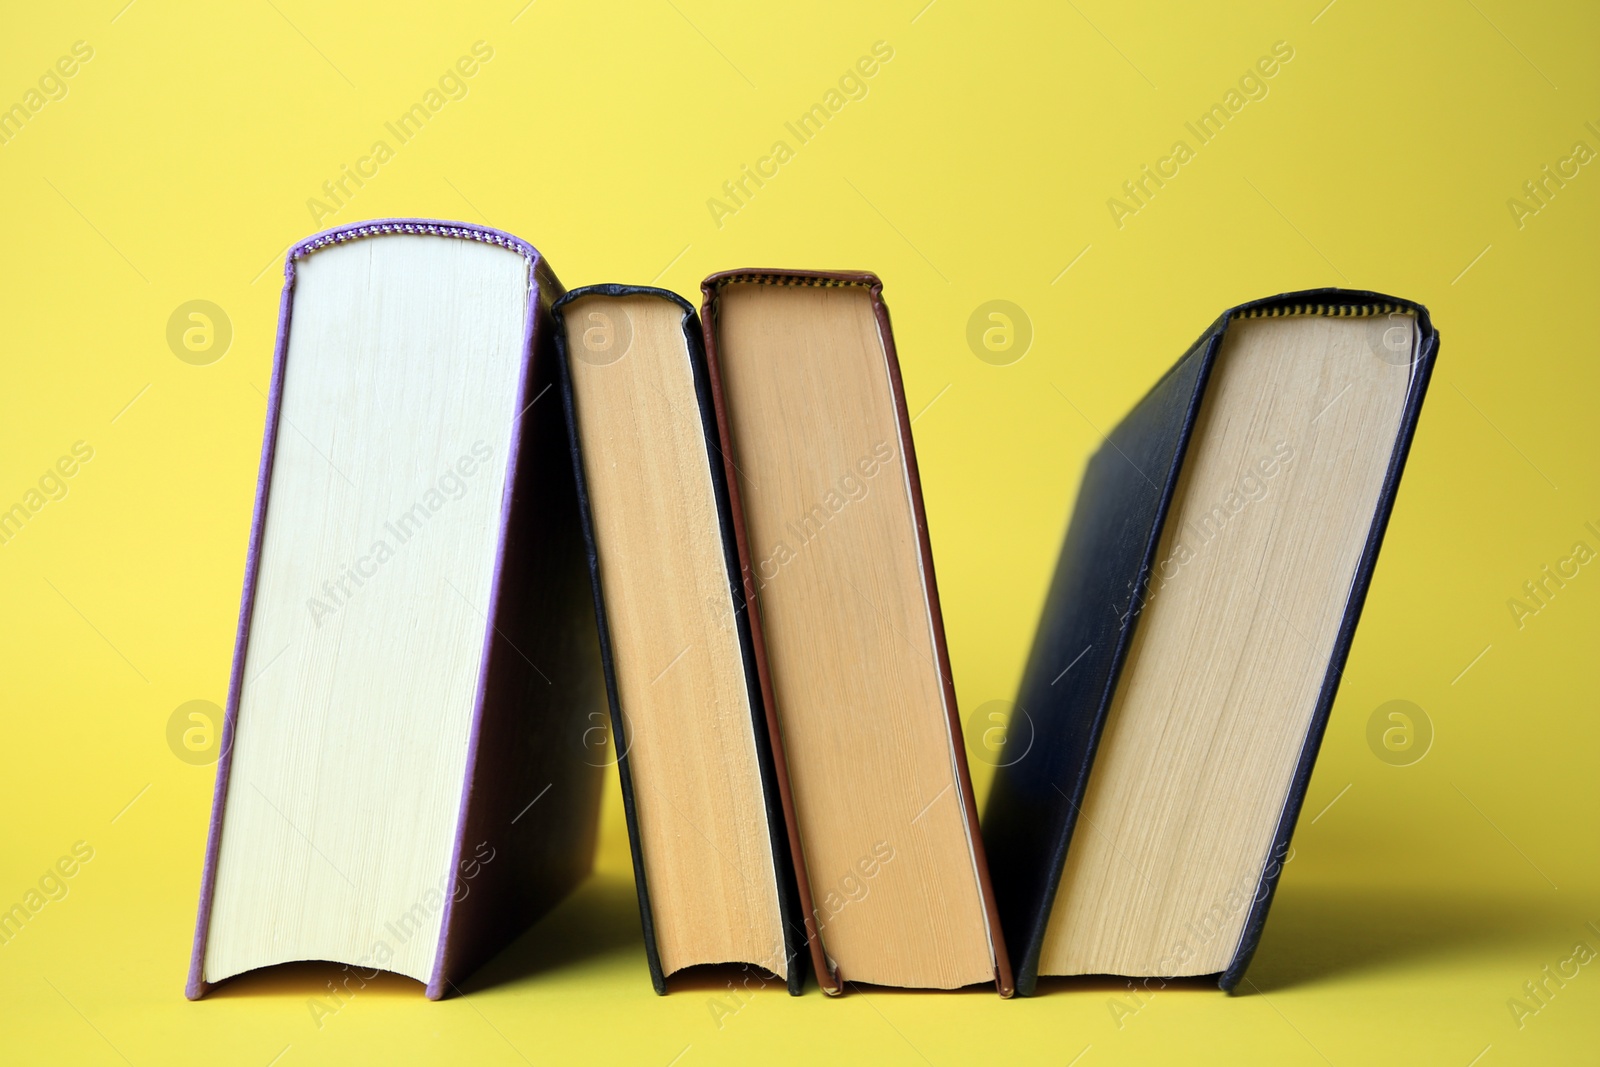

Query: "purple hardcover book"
left=187, top=220, right=606, bottom=1000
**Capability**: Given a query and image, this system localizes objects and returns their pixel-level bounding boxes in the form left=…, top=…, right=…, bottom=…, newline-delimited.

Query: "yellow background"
left=2, top=1, right=1596, bottom=1063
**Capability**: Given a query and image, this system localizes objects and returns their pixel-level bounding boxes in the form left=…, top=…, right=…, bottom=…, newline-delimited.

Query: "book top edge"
left=1232, top=302, right=1409, bottom=319
left=1226, top=287, right=1433, bottom=327
left=287, top=219, right=539, bottom=270
left=553, top=284, right=695, bottom=317
left=701, top=268, right=882, bottom=292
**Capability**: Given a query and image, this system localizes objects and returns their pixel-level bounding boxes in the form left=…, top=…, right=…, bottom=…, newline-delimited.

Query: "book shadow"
left=1238, top=884, right=1571, bottom=994
left=1031, top=974, right=1217, bottom=996
left=458, top=871, right=644, bottom=993
left=1026, top=885, right=1571, bottom=998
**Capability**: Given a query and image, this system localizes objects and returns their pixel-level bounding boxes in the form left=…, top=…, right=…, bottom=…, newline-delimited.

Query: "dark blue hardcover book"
left=984, top=289, right=1439, bottom=995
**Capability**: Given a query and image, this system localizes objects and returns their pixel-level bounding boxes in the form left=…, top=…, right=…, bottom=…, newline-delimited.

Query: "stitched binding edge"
left=709, top=272, right=873, bottom=288
left=293, top=221, right=536, bottom=262
left=1232, top=302, right=1404, bottom=319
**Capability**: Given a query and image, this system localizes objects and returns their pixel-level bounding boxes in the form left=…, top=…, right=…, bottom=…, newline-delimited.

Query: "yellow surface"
left=1, top=1, right=1595, bottom=1064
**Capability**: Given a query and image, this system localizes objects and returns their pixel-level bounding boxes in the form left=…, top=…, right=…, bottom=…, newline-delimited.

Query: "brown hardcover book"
left=700, top=270, right=1013, bottom=996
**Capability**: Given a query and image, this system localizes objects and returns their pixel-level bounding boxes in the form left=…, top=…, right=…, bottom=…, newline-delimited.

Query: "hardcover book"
left=701, top=270, right=1013, bottom=996
left=552, top=285, right=808, bottom=994
left=983, top=289, right=1439, bottom=994
left=187, top=220, right=606, bottom=1000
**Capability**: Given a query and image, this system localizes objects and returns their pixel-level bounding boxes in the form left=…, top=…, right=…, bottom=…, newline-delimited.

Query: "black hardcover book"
left=984, top=288, right=1439, bottom=995
left=552, top=285, right=808, bottom=995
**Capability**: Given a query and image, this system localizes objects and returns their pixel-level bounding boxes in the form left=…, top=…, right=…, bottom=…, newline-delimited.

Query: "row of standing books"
left=186, top=219, right=1438, bottom=1000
